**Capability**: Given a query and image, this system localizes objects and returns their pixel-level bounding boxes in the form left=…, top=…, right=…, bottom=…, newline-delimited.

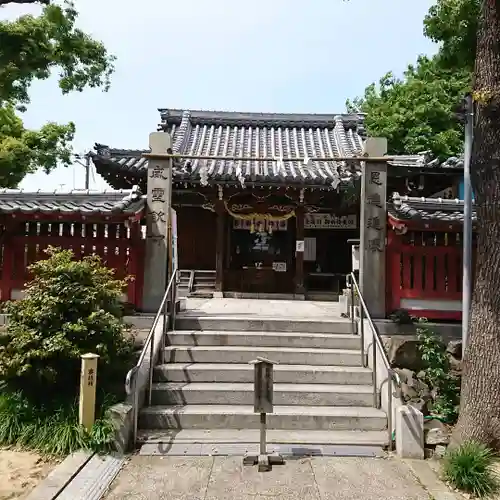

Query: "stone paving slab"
left=103, top=455, right=437, bottom=499
left=183, top=298, right=345, bottom=319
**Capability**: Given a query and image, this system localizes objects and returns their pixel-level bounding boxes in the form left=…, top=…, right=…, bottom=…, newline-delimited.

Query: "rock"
left=447, top=352, right=462, bottom=372
left=424, top=419, right=450, bottom=445
left=447, top=340, right=462, bottom=359
left=384, top=336, right=425, bottom=372
left=393, top=368, right=415, bottom=385
left=413, top=380, right=432, bottom=401
left=408, top=398, right=430, bottom=415
left=434, top=444, right=447, bottom=458
left=395, top=369, right=432, bottom=401
left=401, top=383, right=418, bottom=401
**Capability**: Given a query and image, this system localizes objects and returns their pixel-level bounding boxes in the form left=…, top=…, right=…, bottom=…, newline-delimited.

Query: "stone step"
left=139, top=405, right=387, bottom=431
left=150, top=382, right=374, bottom=407
left=174, top=316, right=353, bottom=334
left=154, top=363, right=373, bottom=385
left=137, top=428, right=387, bottom=446
left=166, top=330, right=361, bottom=350
left=193, top=276, right=215, bottom=284
left=137, top=429, right=388, bottom=457
left=193, top=284, right=215, bottom=290
left=163, top=345, right=362, bottom=366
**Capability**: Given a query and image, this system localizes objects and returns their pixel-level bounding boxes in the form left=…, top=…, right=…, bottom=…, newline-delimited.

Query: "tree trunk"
left=452, top=0, right=500, bottom=448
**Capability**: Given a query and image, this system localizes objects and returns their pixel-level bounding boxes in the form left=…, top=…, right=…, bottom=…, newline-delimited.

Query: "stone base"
left=243, top=453, right=285, bottom=472
left=395, top=405, right=424, bottom=459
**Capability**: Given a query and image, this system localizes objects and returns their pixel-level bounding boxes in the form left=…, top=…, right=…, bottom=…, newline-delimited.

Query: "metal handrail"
left=125, top=268, right=178, bottom=444
left=347, top=272, right=403, bottom=450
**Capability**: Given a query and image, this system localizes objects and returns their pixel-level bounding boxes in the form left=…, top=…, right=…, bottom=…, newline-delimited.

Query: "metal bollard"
left=243, top=357, right=284, bottom=472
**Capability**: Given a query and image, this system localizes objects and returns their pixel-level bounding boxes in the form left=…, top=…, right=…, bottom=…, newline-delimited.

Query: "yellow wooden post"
left=79, top=353, right=99, bottom=430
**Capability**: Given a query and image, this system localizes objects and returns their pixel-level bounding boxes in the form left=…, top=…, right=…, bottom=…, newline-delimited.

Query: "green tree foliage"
left=423, top=0, right=479, bottom=71
left=0, top=0, right=115, bottom=187
left=0, top=247, right=134, bottom=403
left=347, top=0, right=477, bottom=159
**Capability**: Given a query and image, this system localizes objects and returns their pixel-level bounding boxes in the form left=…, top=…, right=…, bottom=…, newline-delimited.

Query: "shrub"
left=0, top=247, right=134, bottom=404
left=417, top=319, right=460, bottom=422
left=443, top=441, right=499, bottom=498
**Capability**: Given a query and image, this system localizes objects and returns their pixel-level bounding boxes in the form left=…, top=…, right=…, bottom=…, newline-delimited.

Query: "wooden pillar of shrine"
left=214, top=199, right=226, bottom=297
left=295, top=205, right=305, bottom=296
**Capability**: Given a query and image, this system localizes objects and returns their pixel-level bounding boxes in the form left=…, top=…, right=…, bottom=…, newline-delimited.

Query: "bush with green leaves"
left=443, top=441, right=499, bottom=498
left=0, top=246, right=134, bottom=404
left=417, top=319, right=460, bottom=422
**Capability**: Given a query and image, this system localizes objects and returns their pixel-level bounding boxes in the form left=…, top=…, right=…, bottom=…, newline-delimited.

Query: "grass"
left=0, top=390, right=117, bottom=456
left=442, top=441, right=500, bottom=498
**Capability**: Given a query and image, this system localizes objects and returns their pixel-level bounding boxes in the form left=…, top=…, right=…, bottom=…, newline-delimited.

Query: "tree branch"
left=0, top=0, right=49, bottom=5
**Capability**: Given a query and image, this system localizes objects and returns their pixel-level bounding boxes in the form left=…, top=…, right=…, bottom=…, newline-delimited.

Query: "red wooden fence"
left=386, top=230, right=475, bottom=321
left=0, top=220, right=145, bottom=309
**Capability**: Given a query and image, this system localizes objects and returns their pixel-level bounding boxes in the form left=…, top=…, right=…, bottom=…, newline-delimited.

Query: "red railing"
left=386, top=230, right=475, bottom=321
left=0, top=220, right=145, bottom=309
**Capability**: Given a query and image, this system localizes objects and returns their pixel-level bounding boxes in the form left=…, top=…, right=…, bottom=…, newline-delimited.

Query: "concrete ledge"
left=223, top=292, right=306, bottom=300
left=374, top=320, right=461, bottom=340
left=109, top=402, right=135, bottom=454
left=396, top=405, right=424, bottom=459
left=26, top=451, right=93, bottom=500
left=405, top=459, right=460, bottom=500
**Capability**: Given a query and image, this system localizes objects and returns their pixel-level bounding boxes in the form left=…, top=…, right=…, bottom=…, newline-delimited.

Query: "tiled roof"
left=387, top=192, right=476, bottom=226
left=388, top=153, right=465, bottom=170
left=0, top=187, right=145, bottom=216
left=92, top=108, right=369, bottom=189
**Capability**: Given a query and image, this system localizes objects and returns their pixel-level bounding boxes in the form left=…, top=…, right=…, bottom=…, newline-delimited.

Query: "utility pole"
left=74, top=152, right=91, bottom=190
left=84, top=154, right=90, bottom=190
left=462, top=94, right=474, bottom=350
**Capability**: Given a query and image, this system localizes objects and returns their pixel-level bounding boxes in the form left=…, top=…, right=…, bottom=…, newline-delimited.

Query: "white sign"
left=272, top=261, right=287, bottom=272
left=304, top=237, right=316, bottom=262
left=296, top=240, right=304, bottom=252
left=304, top=213, right=357, bottom=229
left=351, top=245, right=360, bottom=271
left=233, top=218, right=288, bottom=231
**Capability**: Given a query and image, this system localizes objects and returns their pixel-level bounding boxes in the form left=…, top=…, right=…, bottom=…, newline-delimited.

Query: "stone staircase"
left=138, top=313, right=389, bottom=456
left=177, top=270, right=216, bottom=298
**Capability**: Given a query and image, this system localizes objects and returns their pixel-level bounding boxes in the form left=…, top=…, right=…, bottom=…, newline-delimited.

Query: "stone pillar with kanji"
left=359, top=137, right=388, bottom=318
left=142, top=132, right=172, bottom=312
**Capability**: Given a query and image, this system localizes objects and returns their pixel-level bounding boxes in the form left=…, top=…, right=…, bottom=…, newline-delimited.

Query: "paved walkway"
left=103, top=456, right=434, bottom=500
left=182, top=297, right=345, bottom=319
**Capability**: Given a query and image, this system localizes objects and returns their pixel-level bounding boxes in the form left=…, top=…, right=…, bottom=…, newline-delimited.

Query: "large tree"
left=348, top=0, right=500, bottom=448
left=347, top=0, right=478, bottom=160
left=347, top=58, right=469, bottom=160
left=0, top=0, right=114, bottom=187
left=451, top=0, right=500, bottom=448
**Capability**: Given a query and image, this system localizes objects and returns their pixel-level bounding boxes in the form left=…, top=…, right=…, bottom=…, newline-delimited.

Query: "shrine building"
left=0, top=109, right=472, bottom=319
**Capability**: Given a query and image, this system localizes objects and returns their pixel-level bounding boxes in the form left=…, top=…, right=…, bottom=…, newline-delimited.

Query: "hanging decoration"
left=199, top=162, right=209, bottom=186
left=225, top=200, right=294, bottom=235
left=224, top=201, right=295, bottom=222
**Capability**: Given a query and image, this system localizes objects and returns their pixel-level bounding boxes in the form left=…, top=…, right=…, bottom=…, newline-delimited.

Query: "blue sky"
left=3, top=0, right=437, bottom=191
